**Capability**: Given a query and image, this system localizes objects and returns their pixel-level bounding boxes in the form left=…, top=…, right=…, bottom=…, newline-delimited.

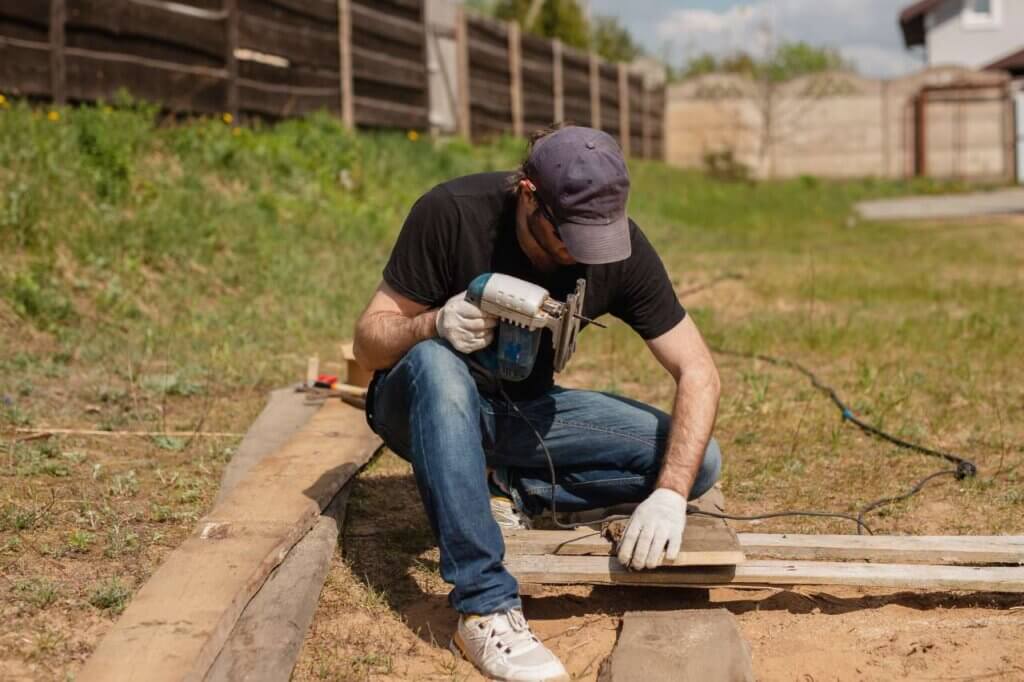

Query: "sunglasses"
left=532, top=192, right=564, bottom=241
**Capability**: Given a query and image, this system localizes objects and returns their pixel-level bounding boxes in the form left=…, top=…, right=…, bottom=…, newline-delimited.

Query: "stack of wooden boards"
left=505, top=523, right=1024, bottom=592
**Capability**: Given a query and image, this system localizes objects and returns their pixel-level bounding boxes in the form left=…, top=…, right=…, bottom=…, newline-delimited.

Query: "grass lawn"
left=1, top=100, right=1021, bottom=680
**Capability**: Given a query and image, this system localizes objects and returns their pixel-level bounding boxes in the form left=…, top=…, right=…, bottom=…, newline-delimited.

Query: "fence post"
left=224, top=0, right=239, bottom=120
left=589, top=53, right=600, bottom=129
left=552, top=39, right=563, bottom=124
left=338, top=0, right=354, bottom=129
left=454, top=6, right=471, bottom=138
left=508, top=21, right=523, bottom=137
left=618, top=63, right=630, bottom=156
left=641, top=82, right=650, bottom=159
left=49, top=0, right=66, bottom=105
left=915, top=89, right=928, bottom=177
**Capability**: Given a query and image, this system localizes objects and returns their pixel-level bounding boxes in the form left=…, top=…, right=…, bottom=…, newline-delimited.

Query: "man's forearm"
left=657, top=367, right=720, bottom=498
left=353, top=309, right=438, bottom=371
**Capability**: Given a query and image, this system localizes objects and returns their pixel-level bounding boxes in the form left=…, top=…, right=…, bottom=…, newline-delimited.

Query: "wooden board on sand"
left=77, top=399, right=380, bottom=682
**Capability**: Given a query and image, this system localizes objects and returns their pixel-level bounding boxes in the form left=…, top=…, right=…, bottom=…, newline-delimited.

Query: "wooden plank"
left=206, top=485, right=350, bottom=682
left=65, top=0, right=226, bottom=62
left=507, top=529, right=1024, bottom=567
left=77, top=400, right=381, bottom=682
left=353, top=94, right=427, bottom=129
left=618, top=63, right=629, bottom=155
left=552, top=40, right=562, bottom=124
left=739, top=534, right=1024, bottom=565
left=352, top=47, right=424, bottom=90
left=63, top=45, right=227, bottom=113
left=225, top=0, right=238, bottom=120
left=338, top=0, right=352, bottom=129
left=50, top=0, right=66, bottom=105
left=504, top=514, right=745, bottom=567
left=245, top=0, right=336, bottom=23
left=507, top=20, right=522, bottom=137
left=504, top=555, right=1024, bottom=592
left=207, top=388, right=350, bottom=682
left=454, top=4, right=470, bottom=138
left=238, top=10, right=336, bottom=70
left=1, top=36, right=51, bottom=96
left=589, top=52, right=600, bottom=129
left=350, top=2, right=422, bottom=49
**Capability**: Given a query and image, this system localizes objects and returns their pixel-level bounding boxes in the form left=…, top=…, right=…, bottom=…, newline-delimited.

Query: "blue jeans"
left=365, top=338, right=722, bottom=615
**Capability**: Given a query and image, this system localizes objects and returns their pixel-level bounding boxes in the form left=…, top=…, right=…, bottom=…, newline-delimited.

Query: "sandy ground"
left=292, top=454, right=1024, bottom=681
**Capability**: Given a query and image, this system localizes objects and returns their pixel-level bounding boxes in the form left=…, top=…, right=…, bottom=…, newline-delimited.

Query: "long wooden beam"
left=505, top=530, right=1024, bottom=567
left=504, top=555, right=1024, bottom=593
left=739, top=533, right=1024, bottom=566
left=77, top=400, right=380, bottom=682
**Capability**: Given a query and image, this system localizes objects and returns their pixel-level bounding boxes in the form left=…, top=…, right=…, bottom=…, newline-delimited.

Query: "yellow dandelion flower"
left=232, top=127, right=241, bottom=136
left=222, top=112, right=234, bottom=125
left=47, top=110, right=60, bottom=122
left=0, top=94, right=7, bottom=105
left=407, top=130, right=419, bottom=142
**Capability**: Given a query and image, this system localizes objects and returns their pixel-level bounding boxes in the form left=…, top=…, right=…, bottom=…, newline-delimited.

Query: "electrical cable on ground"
left=491, top=346, right=978, bottom=536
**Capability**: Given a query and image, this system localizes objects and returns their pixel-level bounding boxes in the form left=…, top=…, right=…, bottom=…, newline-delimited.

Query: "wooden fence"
left=0, top=0, right=664, bottom=157
left=454, top=10, right=664, bottom=158
left=0, top=0, right=427, bottom=128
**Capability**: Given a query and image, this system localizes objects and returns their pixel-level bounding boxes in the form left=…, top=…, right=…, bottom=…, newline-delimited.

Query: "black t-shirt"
left=383, top=171, right=685, bottom=400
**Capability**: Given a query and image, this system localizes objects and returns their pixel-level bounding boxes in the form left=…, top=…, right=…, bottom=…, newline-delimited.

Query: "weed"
left=107, top=470, right=139, bottom=497
left=104, top=524, right=139, bottom=558
left=13, top=577, right=59, bottom=609
left=67, top=529, right=95, bottom=554
left=151, top=435, right=186, bottom=451
left=1, top=502, right=39, bottom=531
left=88, top=577, right=131, bottom=614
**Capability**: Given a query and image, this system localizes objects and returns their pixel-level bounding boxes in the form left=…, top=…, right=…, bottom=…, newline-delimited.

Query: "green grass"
left=3, top=95, right=1023, bottom=682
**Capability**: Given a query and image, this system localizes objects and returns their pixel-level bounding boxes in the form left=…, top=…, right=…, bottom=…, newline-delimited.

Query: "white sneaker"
left=488, top=468, right=532, bottom=531
left=491, top=495, right=533, bottom=530
left=450, top=608, right=569, bottom=682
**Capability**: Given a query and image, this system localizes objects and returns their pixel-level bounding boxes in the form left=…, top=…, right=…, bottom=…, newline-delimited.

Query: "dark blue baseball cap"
left=524, top=126, right=631, bottom=265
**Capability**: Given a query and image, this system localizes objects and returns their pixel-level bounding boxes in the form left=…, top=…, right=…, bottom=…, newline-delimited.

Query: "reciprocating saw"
left=465, top=273, right=600, bottom=381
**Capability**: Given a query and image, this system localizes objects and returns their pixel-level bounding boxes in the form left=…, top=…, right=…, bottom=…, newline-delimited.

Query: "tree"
left=590, top=15, right=643, bottom=63
left=680, top=41, right=856, bottom=178
left=494, top=0, right=589, bottom=51
left=682, top=42, right=851, bottom=82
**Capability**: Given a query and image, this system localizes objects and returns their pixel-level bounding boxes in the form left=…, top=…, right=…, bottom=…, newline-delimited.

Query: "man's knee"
left=690, top=437, right=722, bottom=500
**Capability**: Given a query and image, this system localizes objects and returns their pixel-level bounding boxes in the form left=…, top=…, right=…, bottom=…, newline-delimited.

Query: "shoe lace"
left=485, top=609, right=540, bottom=658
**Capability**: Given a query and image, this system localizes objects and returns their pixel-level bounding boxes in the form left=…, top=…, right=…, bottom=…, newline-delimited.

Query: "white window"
left=963, top=0, right=1002, bottom=28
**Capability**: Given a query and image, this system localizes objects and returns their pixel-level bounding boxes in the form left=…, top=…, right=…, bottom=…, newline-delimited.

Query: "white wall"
left=927, top=0, right=1024, bottom=69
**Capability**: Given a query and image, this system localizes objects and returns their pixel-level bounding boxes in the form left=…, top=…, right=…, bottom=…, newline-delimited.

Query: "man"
left=353, top=125, right=721, bottom=682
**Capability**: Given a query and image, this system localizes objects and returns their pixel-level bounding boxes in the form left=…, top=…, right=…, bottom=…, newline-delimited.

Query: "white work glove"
left=616, top=488, right=687, bottom=570
left=435, top=291, right=497, bottom=354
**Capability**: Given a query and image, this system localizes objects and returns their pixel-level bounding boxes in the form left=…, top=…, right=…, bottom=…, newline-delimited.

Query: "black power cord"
left=487, top=347, right=978, bottom=536
left=710, top=347, right=978, bottom=534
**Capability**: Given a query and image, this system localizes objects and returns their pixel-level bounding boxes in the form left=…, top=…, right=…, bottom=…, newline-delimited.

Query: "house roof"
left=899, top=0, right=943, bottom=47
left=985, top=47, right=1024, bottom=75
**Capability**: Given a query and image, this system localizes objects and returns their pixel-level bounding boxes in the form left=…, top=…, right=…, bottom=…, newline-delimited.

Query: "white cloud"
left=655, top=0, right=919, bottom=78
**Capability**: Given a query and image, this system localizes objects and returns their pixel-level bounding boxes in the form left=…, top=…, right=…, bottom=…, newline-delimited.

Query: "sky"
left=587, top=0, right=925, bottom=78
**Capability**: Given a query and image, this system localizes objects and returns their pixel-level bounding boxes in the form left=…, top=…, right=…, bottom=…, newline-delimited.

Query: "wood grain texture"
left=503, top=515, right=745, bottom=567
left=504, top=555, right=1024, bottom=592
left=77, top=400, right=380, bottom=682
left=205, top=485, right=352, bottom=682
left=738, top=533, right=1024, bottom=565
